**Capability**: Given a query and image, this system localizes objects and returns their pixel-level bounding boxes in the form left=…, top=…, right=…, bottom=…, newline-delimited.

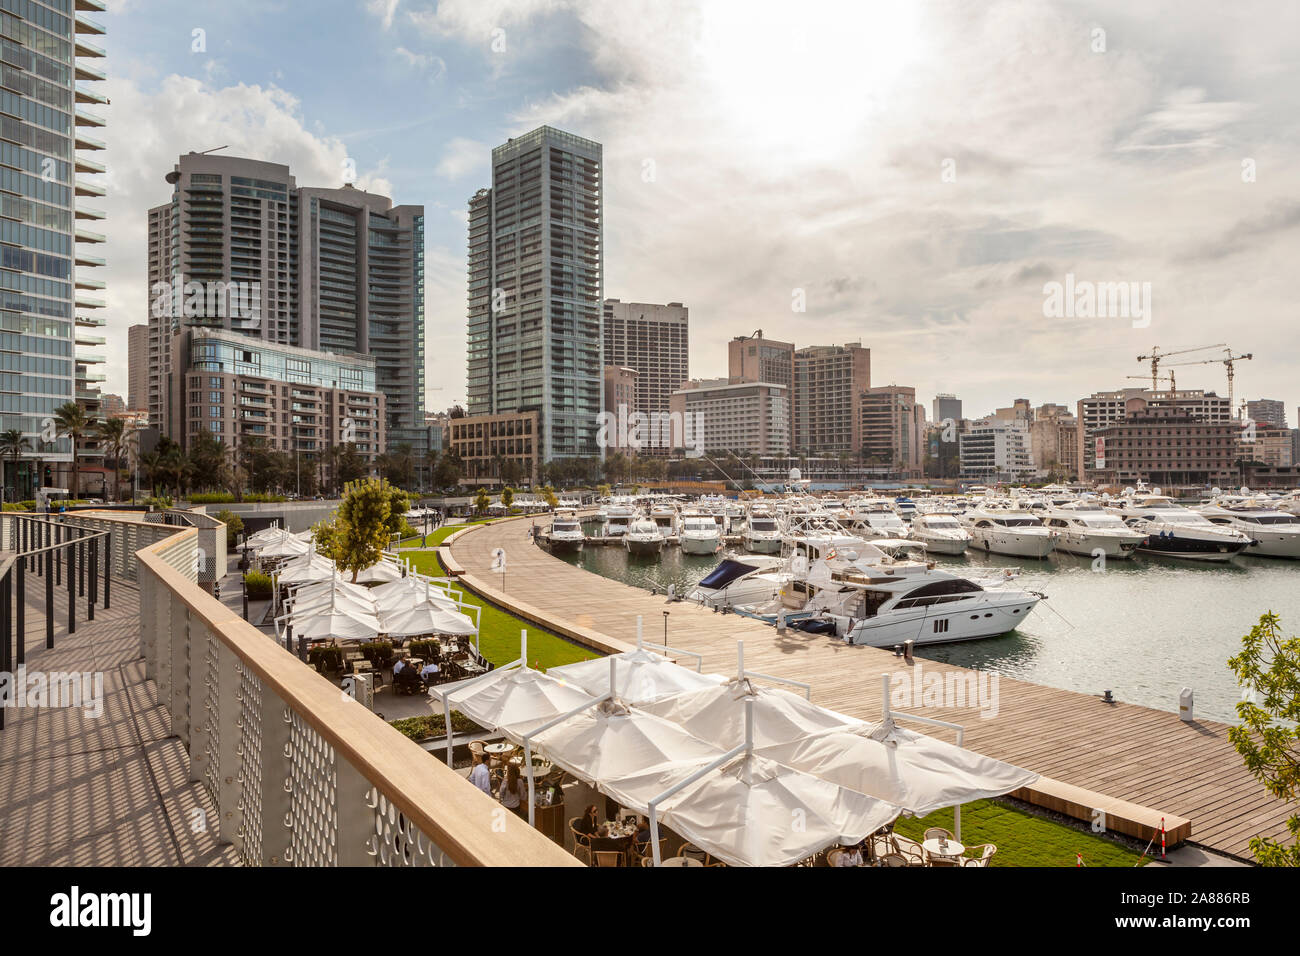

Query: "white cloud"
left=435, top=137, right=489, bottom=180
left=367, top=0, right=400, bottom=31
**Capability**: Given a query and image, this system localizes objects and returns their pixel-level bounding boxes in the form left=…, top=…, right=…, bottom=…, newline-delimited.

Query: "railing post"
left=88, top=538, right=97, bottom=622
left=256, top=692, right=293, bottom=866
left=15, top=557, right=24, bottom=666
left=78, top=536, right=85, bottom=598
left=66, top=535, right=75, bottom=635
left=45, top=543, right=54, bottom=649
left=169, top=589, right=190, bottom=749
left=103, top=531, right=111, bottom=610
left=208, top=639, right=243, bottom=847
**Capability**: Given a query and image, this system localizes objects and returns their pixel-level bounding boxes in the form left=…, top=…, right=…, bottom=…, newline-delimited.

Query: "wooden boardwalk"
left=450, top=518, right=1291, bottom=860
left=0, top=569, right=237, bottom=866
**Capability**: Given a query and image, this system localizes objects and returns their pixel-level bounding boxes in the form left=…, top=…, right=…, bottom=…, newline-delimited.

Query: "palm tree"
left=0, top=428, right=30, bottom=501
left=139, top=451, right=161, bottom=497
left=95, top=417, right=127, bottom=502
left=53, top=402, right=95, bottom=500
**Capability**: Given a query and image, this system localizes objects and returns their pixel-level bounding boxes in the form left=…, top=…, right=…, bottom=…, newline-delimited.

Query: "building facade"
left=959, top=418, right=1034, bottom=481
left=601, top=365, right=639, bottom=451
left=1090, top=399, right=1237, bottom=486
left=792, top=343, right=870, bottom=455
left=932, top=393, right=962, bottom=426
left=860, top=385, right=923, bottom=477
left=669, top=380, right=789, bottom=457
left=447, top=411, right=540, bottom=488
left=602, top=299, right=687, bottom=418
left=728, top=331, right=794, bottom=445
left=127, top=323, right=149, bottom=412
left=1077, top=387, right=1229, bottom=477
left=146, top=153, right=425, bottom=462
left=1240, top=423, right=1293, bottom=468
left=1245, top=399, right=1286, bottom=428
left=466, top=127, right=603, bottom=462
left=1028, top=403, right=1079, bottom=478
left=0, top=1, right=109, bottom=499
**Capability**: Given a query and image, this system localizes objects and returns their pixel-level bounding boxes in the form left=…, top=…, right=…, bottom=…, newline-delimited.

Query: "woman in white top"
left=836, top=844, right=865, bottom=867
left=498, top=763, right=527, bottom=816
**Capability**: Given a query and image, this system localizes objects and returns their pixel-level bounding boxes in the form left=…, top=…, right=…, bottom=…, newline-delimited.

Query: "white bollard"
left=1178, top=687, right=1193, bottom=722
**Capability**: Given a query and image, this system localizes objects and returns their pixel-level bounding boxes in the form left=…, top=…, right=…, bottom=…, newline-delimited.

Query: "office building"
left=860, top=385, right=924, bottom=477
left=669, top=380, right=789, bottom=456
left=447, top=411, right=540, bottom=488
left=128, top=323, right=149, bottom=411
left=466, top=127, right=603, bottom=461
left=603, top=300, right=688, bottom=417
left=959, top=418, right=1034, bottom=481
left=1245, top=399, right=1286, bottom=428
left=602, top=366, right=639, bottom=452
left=932, top=393, right=962, bottom=425
left=793, top=343, right=870, bottom=455
left=1077, top=387, right=1229, bottom=476
left=147, top=153, right=425, bottom=461
left=0, top=2, right=109, bottom=498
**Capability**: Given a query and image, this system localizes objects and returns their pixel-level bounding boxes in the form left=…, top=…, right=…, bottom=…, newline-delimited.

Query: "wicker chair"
left=888, top=834, right=927, bottom=866
left=923, top=827, right=954, bottom=842
left=593, top=850, right=624, bottom=868
left=881, top=853, right=909, bottom=867
left=568, top=819, right=592, bottom=865
left=963, top=844, right=997, bottom=867
left=826, top=848, right=844, bottom=868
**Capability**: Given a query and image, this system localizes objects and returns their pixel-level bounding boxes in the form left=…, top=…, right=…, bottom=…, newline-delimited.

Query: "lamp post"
left=662, top=610, right=669, bottom=651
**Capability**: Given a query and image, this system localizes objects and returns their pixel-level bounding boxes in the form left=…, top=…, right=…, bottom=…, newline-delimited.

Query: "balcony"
left=75, top=178, right=107, bottom=197
left=75, top=154, right=106, bottom=174
left=74, top=61, right=106, bottom=82
left=74, top=130, right=106, bottom=151
left=75, top=226, right=106, bottom=244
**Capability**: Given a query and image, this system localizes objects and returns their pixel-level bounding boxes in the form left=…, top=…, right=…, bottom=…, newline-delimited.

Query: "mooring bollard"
left=903, top=639, right=914, bottom=663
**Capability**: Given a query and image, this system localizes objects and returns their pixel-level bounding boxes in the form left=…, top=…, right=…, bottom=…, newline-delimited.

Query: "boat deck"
left=449, top=517, right=1292, bottom=860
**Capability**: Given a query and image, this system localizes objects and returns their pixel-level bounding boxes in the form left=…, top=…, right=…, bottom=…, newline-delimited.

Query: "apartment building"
left=603, top=300, right=688, bottom=418
left=1240, top=423, right=1293, bottom=468
left=1090, top=400, right=1237, bottom=486
left=932, top=393, right=962, bottom=425
left=1077, top=387, right=1230, bottom=476
left=959, top=418, right=1035, bottom=481
left=1245, top=399, right=1286, bottom=428
left=601, top=365, right=639, bottom=451
left=128, top=323, right=149, bottom=412
left=466, top=127, right=603, bottom=461
left=447, top=411, right=540, bottom=488
left=793, top=342, right=870, bottom=455
left=1027, top=404, right=1080, bottom=478
left=860, top=385, right=924, bottom=478
left=669, top=380, right=789, bottom=456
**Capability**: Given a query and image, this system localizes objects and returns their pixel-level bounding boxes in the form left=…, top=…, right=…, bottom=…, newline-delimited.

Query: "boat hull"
left=844, top=595, right=1040, bottom=647
left=680, top=534, right=722, bottom=555
left=968, top=530, right=1055, bottom=558
left=742, top=535, right=783, bottom=554
left=1137, top=532, right=1247, bottom=562
left=1050, top=532, right=1143, bottom=559
left=625, top=537, right=664, bottom=556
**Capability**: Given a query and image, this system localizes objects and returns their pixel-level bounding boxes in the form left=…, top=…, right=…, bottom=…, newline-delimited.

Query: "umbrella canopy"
left=757, top=720, right=1039, bottom=816
left=290, top=578, right=375, bottom=606
left=354, top=560, right=404, bottom=584
left=638, top=677, right=864, bottom=749
left=530, top=698, right=724, bottom=790
left=276, top=554, right=337, bottom=585
left=258, top=535, right=311, bottom=559
left=289, top=607, right=383, bottom=642
left=246, top=526, right=292, bottom=545
left=610, top=751, right=899, bottom=868
left=369, top=577, right=459, bottom=613
left=548, top=648, right=726, bottom=705
left=442, top=668, right=595, bottom=741
left=289, top=589, right=377, bottom=619
left=381, top=602, right=476, bottom=638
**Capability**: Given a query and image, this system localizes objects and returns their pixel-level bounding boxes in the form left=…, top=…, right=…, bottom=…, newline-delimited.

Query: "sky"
left=98, top=0, right=1300, bottom=424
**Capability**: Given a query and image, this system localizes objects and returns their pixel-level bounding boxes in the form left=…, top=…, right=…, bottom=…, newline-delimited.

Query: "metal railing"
left=136, top=524, right=576, bottom=867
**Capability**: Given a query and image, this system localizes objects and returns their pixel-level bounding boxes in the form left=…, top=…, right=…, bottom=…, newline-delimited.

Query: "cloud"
left=367, top=0, right=400, bottom=30
left=394, top=46, right=447, bottom=79
left=435, top=137, right=490, bottom=180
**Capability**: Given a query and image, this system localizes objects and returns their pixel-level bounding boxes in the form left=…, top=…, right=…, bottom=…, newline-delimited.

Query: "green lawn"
left=893, top=798, right=1149, bottom=867
left=405, top=549, right=598, bottom=671
left=398, top=517, right=504, bottom=549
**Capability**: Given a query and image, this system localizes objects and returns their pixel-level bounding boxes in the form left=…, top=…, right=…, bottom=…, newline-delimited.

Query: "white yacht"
left=601, top=501, right=636, bottom=538
left=545, top=513, right=585, bottom=553
left=649, top=501, right=679, bottom=537
left=1107, top=493, right=1250, bottom=562
left=844, top=498, right=910, bottom=538
left=679, top=512, right=723, bottom=555
left=1196, top=502, right=1300, bottom=559
left=788, top=547, right=1042, bottom=647
left=909, top=512, right=971, bottom=555
left=687, top=555, right=787, bottom=609
left=623, top=516, right=666, bottom=556
left=742, top=508, right=784, bottom=553
left=960, top=507, right=1055, bottom=558
left=1041, top=501, right=1146, bottom=559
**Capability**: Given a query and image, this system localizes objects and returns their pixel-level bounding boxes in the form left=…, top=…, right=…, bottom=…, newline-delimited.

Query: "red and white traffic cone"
left=1160, top=817, right=1167, bottom=861
left=1075, top=852, right=1084, bottom=867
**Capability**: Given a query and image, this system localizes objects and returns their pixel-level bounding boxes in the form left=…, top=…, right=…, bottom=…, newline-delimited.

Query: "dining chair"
left=881, top=853, right=909, bottom=867
left=923, top=827, right=954, bottom=842
left=568, top=820, right=592, bottom=866
left=963, top=844, right=997, bottom=867
left=593, top=851, right=623, bottom=868
left=826, top=848, right=844, bottom=868
left=888, top=834, right=927, bottom=866
left=679, top=844, right=709, bottom=865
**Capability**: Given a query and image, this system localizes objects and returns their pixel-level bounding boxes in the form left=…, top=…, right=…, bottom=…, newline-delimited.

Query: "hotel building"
left=1077, top=387, right=1229, bottom=477
left=669, top=379, right=790, bottom=457
left=793, top=342, right=870, bottom=455
left=603, top=299, right=688, bottom=418
left=860, top=385, right=924, bottom=477
left=1090, top=399, right=1237, bottom=486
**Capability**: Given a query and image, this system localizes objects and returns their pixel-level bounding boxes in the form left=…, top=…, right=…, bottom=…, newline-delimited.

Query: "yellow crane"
left=1126, top=372, right=1177, bottom=392
left=1165, top=349, right=1254, bottom=416
left=1135, top=344, right=1225, bottom=391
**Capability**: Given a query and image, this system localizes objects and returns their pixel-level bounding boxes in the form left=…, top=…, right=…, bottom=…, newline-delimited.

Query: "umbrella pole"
left=525, top=738, right=537, bottom=827
left=444, top=695, right=454, bottom=766
left=636, top=614, right=642, bottom=649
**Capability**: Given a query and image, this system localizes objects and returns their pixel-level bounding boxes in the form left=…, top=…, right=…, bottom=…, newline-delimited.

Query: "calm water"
left=552, top=520, right=1300, bottom=722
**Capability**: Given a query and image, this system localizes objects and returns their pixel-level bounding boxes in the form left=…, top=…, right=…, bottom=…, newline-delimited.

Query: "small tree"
left=215, top=509, right=243, bottom=549
left=597, top=483, right=611, bottom=498
left=501, top=485, right=514, bottom=510
left=542, top=485, right=558, bottom=510
left=1229, top=611, right=1300, bottom=866
left=474, top=488, right=490, bottom=515
left=319, top=477, right=398, bottom=582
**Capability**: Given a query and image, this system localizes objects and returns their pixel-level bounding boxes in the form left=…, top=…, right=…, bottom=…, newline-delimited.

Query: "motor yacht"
left=742, top=507, right=784, bottom=553
left=624, top=516, right=666, bottom=556
left=601, top=500, right=637, bottom=538
left=649, top=501, right=679, bottom=537
left=843, top=498, right=910, bottom=538
left=959, top=506, right=1055, bottom=558
left=1107, top=493, right=1250, bottom=562
left=686, top=555, right=787, bottom=608
left=679, top=512, right=723, bottom=555
left=545, top=513, right=585, bottom=553
left=909, top=512, right=971, bottom=555
left=1195, top=501, right=1300, bottom=559
left=1041, top=501, right=1146, bottom=559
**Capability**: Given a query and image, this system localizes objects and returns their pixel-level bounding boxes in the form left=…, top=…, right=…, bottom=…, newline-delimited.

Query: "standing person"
left=468, top=751, right=492, bottom=795
left=498, top=763, right=526, bottom=818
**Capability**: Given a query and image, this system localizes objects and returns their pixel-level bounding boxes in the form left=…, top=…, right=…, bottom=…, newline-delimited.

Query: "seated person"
left=392, top=657, right=407, bottom=677
left=836, top=843, right=864, bottom=867
left=633, top=819, right=651, bottom=851
left=420, top=660, right=440, bottom=681
left=574, top=804, right=599, bottom=837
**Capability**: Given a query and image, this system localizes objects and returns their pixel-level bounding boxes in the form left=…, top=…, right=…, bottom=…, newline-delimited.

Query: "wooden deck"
left=450, top=516, right=1291, bottom=860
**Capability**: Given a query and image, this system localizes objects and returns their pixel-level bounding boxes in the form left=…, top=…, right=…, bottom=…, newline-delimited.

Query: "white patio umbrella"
left=288, top=589, right=377, bottom=619
left=245, top=526, right=290, bottom=545
left=756, top=720, right=1039, bottom=817
left=258, top=534, right=310, bottom=559
left=354, top=560, right=404, bottom=584
left=290, top=609, right=383, bottom=642
left=289, top=578, right=375, bottom=607
left=442, top=667, right=595, bottom=740
left=638, top=676, right=863, bottom=750
left=369, top=576, right=459, bottom=613
left=276, top=554, right=337, bottom=585
left=548, top=648, right=725, bottom=705
left=381, top=602, right=476, bottom=638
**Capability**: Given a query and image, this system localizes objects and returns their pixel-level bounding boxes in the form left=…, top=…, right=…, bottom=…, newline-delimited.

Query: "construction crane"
left=1135, top=344, right=1225, bottom=391
left=1165, top=349, right=1254, bottom=415
left=1126, top=372, right=1177, bottom=392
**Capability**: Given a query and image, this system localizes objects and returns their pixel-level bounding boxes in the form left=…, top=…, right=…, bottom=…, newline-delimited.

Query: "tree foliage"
left=313, top=477, right=408, bottom=582
left=1228, top=611, right=1300, bottom=866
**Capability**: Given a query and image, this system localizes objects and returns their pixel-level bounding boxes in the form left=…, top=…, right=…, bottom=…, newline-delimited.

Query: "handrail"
left=138, top=531, right=576, bottom=867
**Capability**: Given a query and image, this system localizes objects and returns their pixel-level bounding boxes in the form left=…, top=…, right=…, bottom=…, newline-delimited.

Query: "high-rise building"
left=860, top=386, right=923, bottom=477
left=466, top=127, right=603, bottom=461
left=728, top=331, right=794, bottom=447
left=932, top=393, right=962, bottom=425
left=1076, top=387, right=1229, bottom=476
left=603, top=300, right=688, bottom=417
left=602, top=366, right=639, bottom=451
left=1245, top=399, right=1286, bottom=428
left=0, top=2, right=109, bottom=499
left=793, top=343, right=870, bottom=455
left=146, top=153, right=425, bottom=464
left=669, top=380, right=789, bottom=456
left=128, top=323, right=149, bottom=412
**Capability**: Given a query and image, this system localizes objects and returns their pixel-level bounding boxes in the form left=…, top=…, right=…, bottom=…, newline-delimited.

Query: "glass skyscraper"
left=0, top=0, right=108, bottom=498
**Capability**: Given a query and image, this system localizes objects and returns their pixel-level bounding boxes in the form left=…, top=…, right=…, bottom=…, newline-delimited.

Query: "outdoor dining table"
left=922, top=838, right=965, bottom=863
left=483, top=742, right=516, bottom=756
left=657, top=857, right=702, bottom=867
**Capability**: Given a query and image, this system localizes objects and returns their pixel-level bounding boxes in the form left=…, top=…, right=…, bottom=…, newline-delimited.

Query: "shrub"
left=389, top=712, right=484, bottom=741
left=408, top=638, right=441, bottom=660
left=307, top=645, right=344, bottom=673
left=143, top=495, right=173, bottom=512
left=215, top=509, right=243, bottom=548
left=359, top=641, right=394, bottom=666
left=244, top=492, right=287, bottom=503
left=190, top=492, right=236, bottom=504
left=243, top=570, right=273, bottom=599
